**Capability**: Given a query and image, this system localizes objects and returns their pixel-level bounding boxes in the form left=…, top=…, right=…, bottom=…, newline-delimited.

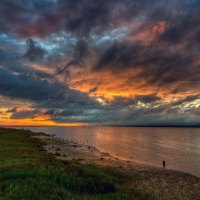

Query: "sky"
left=0, top=0, right=200, bottom=126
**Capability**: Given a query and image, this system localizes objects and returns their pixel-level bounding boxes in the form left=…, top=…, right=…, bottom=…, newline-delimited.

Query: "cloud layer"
left=0, top=0, right=200, bottom=125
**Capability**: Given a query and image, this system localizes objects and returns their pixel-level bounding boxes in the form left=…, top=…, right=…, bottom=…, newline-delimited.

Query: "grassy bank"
left=0, top=128, right=199, bottom=200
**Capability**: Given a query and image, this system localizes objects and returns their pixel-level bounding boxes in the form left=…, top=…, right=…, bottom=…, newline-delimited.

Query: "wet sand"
left=33, top=133, right=199, bottom=174
left=33, top=134, right=137, bottom=168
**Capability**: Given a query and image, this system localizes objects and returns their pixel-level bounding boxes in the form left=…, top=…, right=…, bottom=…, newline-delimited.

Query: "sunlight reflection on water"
left=22, top=126, right=200, bottom=177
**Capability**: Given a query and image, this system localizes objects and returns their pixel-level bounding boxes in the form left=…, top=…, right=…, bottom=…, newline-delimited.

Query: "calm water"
left=22, top=126, right=200, bottom=177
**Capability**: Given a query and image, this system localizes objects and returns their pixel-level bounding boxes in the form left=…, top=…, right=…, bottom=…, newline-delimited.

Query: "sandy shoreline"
left=33, top=134, right=139, bottom=168
left=33, top=133, right=198, bottom=176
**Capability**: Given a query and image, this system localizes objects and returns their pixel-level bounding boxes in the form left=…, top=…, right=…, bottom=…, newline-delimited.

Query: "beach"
left=33, top=131, right=200, bottom=200
left=26, top=126, right=200, bottom=177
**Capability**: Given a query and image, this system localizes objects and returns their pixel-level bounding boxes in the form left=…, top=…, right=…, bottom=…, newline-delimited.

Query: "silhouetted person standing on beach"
left=163, top=160, right=166, bottom=169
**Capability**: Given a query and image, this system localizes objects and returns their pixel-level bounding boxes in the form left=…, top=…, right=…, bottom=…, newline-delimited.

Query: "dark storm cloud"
left=0, top=67, right=99, bottom=111
left=0, top=0, right=199, bottom=39
left=159, top=1, right=200, bottom=44
left=0, top=39, right=58, bottom=82
left=45, top=108, right=84, bottom=117
left=135, top=94, right=161, bottom=104
left=11, top=109, right=38, bottom=119
left=0, top=0, right=65, bottom=37
left=94, top=38, right=199, bottom=88
left=0, top=0, right=171, bottom=38
left=0, top=67, right=65, bottom=101
left=62, top=0, right=116, bottom=37
left=94, top=42, right=140, bottom=71
left=56, top=39, right=89, bottom=74
left=91, top=0, right=200, bottom=92
left=106, top=97, right=136, bottom=108
left=7, top=108, right=17, bottom=113
left=0, top=0, right=200, bottom=124
left=0, top=0, right=121, bottom=38
left=25, top=39, right=46, bottom=61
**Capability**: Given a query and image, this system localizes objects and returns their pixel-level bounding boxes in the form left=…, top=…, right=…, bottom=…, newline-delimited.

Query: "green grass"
left=0, top=128, right=133, bottom=200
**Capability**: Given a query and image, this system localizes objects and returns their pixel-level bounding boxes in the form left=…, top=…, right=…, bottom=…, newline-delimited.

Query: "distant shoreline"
left=110, top=125, right=200, bottom=128
left=2, top=125, right=200, bottom=128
